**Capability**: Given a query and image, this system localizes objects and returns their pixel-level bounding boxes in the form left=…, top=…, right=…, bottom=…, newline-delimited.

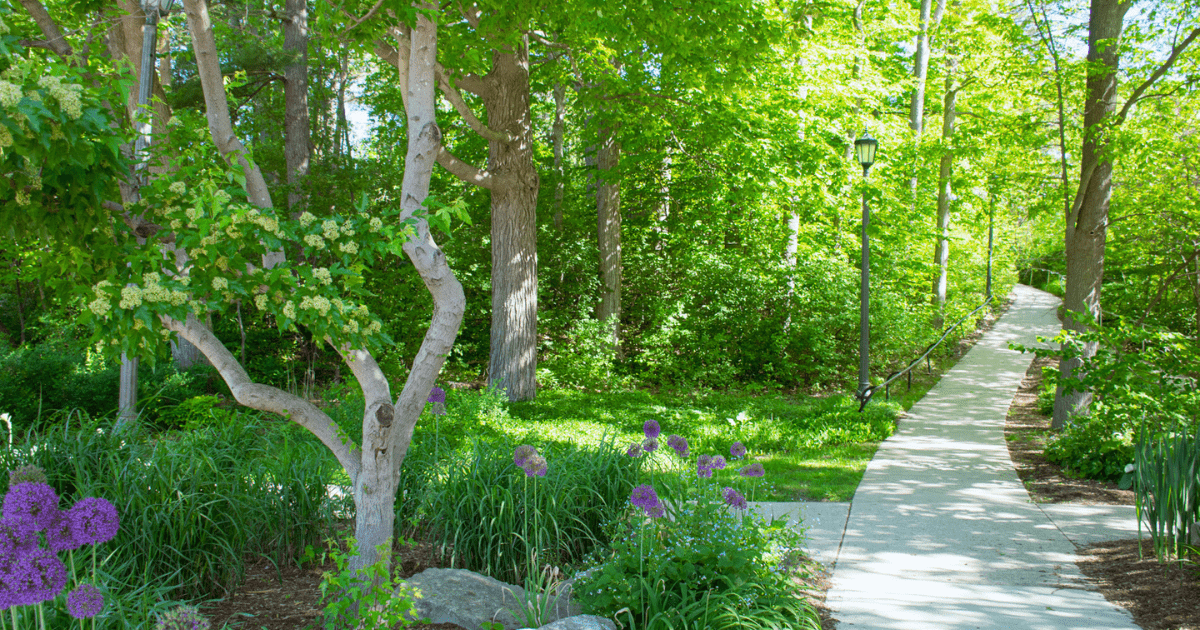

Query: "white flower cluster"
left=369, top=217, right=383, bottom=232
left=283, top=301, right=296, bottom=319
left=254, top=293, right=268, bottom=310
left=246, top=210, right=281, bottom=236
left=87, top=281, right=113, bottom=316
left=0, top=81, right=20, bottom=108
left=119, top=286, right=142, bottom=309
left=36, top=75, right=83, bottom=120
left=213, top=190, right=232, bottom=204
left=304, top=234, right=324, bottom=249
left=169, top=181, right=187, bottom=195
left=312, top=267, right=332, bottom=285
left=339, top=242, right=358, bottom=255
left=322, top=220, right=339, bottom=240
left=0, top=125, right=13, bottom=149
left=299, top=212, right=316, bottom=227
left=211, top=277, right=228, bottom=291
left=300, top=295, right=332, bottom=316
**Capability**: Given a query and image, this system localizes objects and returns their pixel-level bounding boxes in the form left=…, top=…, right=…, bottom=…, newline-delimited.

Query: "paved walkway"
left=798, top=285, right=1140, bottom=629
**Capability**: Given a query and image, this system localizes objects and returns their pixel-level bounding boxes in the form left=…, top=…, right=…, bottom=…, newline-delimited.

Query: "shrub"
left=1037, top=320, right=1199, bottom=481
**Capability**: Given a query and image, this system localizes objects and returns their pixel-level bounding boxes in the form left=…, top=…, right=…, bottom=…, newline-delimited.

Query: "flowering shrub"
left=576, top=434, right=819, bottom=630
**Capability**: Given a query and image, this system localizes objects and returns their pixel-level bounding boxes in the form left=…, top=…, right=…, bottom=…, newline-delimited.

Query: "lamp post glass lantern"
left=855, top=131, right=877, bottom=403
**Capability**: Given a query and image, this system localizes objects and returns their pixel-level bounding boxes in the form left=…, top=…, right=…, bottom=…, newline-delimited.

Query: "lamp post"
left=854, top=131, right=878, bottom=402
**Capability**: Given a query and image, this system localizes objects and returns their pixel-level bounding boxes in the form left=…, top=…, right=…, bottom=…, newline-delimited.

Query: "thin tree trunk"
left=13, top=272, right=25, bottom=346
left=933, top=58, right=957, bottom=323
left=551, top=84, right=566, bottom=232
left=595, top=126, right=621, bottom=350
left=283, top=0, right=310, bottom=215
left=907, top=0, right=946, bottom=208
left=1053, top=0, right=1130, bottom=429
left=485, top=43, right=539, bottom=402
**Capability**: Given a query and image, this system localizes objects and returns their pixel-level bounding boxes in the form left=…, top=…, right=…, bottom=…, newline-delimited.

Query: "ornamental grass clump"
left=0, top=465, right=119, bottom=630
left=575, top=433, right=819, bottom=630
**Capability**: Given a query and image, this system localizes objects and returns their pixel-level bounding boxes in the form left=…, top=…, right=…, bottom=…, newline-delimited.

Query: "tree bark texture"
left=933, top=59, right=957, bottom=319
left=283, top=0, right=311, bottom=215
left=1053, top=0, right=1130, bottom=429
left=595, top=126, right=621, bottom=348
left=485, top=45, right=539, bottom=402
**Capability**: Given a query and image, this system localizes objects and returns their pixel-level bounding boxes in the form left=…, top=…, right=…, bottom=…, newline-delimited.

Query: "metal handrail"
left=856, top=295, right=995, bottom=411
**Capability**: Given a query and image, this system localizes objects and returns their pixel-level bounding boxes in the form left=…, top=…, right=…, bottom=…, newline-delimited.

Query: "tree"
left=1053, top=0, right=1200, bottom=427
left=9, top=0, right=463, bottom=578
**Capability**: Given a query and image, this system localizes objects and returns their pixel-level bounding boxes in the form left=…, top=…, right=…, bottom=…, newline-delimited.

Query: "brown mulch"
left=1005, top=355, right=1200, bottom=630
left=202, top=536, right=462, bottom=630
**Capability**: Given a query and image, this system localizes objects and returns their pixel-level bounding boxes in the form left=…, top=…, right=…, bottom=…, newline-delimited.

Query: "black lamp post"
left=854, top=131, right=878, bottom=401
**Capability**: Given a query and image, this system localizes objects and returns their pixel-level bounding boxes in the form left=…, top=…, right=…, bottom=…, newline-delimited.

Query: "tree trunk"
left=551, top=83, right=566, bottom=232
left=485, top=44, right=539, bottom=402
left=283, top=0, right=310, bottom=215
left=595, top=126, right=621, bottom=350
left=909, top=0, right=945, bottom=134
left=933, top=59, right=957, bottom=322
left=1052, top=0, right=1130, bottom=429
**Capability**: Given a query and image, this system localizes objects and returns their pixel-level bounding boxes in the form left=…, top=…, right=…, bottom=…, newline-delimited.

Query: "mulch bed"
left=1005, top=355, right=1200, bottom=630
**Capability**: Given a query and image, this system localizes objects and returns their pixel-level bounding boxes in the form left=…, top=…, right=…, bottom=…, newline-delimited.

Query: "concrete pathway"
left=817, top=285, right=1141, bottom=630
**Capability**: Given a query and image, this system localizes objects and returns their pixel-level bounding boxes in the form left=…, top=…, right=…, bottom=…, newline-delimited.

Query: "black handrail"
left=856, top=295, right=995, bottom=411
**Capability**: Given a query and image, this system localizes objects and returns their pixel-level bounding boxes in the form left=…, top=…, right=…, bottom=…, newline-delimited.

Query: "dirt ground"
left=1005, top=356, right=1200, bottom=630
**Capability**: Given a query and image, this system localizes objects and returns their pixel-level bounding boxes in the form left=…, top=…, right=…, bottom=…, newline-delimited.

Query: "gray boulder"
left=517, top=615, right=617, bottom=630
left=400, top=568, right=584, bottom=630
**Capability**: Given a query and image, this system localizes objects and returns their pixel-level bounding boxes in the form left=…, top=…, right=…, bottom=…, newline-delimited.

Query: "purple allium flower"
left=643, top=420, right=661, bottom=440
left=521, top=454, right=548, bottom=478
left=711, top=456, right=727, bottom=470
left=0, top=518, right=36, bottom=556
left=722, top=487, right=748, bottom=510
left=697, top=465, right=713, bottom=479
left=739, top=463, right=765, bottom=478
left=697, top=454, right=715, bottom=478
left=730, top=442, right=747, bottom=458
left=44, top=510, right=82, bottom=553
left=427, top=386, right=446, bottom=404
left=67, top=583, right=104, bottom=618
left=155, top=604, right=212, bottom=630
left=645, top=505, right=665, bottom=519
left=68, top=497, right=120, bottom=545
left=625, top=443, right=644, bottom=458
left=630, top=484, right=661, bottom=513
left=513, top=445, right=537, bottom=468
left=641, top=437, right=659, bottom=453
left=666, top=434, right=689, bottom=458
left=7, top=466, right=47, bottom=486
left=6, top=548, right=67, bottom=606
left=3, top=483, right=59, bottom=532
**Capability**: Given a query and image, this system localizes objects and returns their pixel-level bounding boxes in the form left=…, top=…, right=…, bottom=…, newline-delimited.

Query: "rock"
left=400, top=568, right=584, bottom=630
left=517, top=615, right=617, bottom=630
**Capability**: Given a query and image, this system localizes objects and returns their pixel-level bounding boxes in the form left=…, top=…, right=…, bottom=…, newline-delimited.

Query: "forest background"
left=0, top=0, right=1196, bottom=477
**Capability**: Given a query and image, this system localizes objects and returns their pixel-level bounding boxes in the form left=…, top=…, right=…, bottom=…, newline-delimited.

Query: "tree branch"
left=1117, top=26, right=1200, bottom=123
left=1136, top=249, right=1200, bottom=327
left=16, top=0, right=74, bottom=59
left=161, top=314, right=362, bottom=479
left=437, top=147, right=494, bottom=188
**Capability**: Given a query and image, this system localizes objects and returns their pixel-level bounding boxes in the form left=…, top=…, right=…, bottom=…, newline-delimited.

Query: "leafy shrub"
left=0, top=341, right=119, bottom=432
left=307, top=534, right=420, bottom=629
left=1038, top=320, right=1199, bottom=481
left=539, top=317, right=626, bottom=390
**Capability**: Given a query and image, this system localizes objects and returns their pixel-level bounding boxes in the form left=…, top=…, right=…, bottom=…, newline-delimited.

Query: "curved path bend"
left=821, top=284, right=1141, bottom=630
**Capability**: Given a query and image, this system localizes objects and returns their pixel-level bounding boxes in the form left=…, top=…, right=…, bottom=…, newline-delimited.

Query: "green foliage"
left=0, top=19, right=129, bottom=237
left=308, top=535, right=420, bottom=630
left=0, top=340, right=119, bottom=432
left=0, top=412, right=338, bottom=601
left=423, top=439, right=642, bottom=585
left=1036, top=319, right=1200, bottom=482
left=1130, top=422, right=1200, bottom=565
left=574, top=474, right=820, bottom=629
left=538, top=318, right=625, bottom=390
